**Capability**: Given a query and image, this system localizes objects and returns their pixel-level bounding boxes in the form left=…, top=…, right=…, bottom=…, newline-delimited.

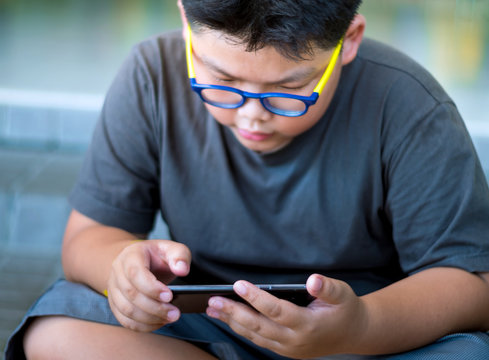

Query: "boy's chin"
left=235, top=134, right=292, bottom=154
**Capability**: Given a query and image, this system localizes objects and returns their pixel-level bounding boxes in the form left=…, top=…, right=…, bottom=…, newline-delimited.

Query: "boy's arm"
left=358, top=267, right=489, bottom=354
left=62, top=209, right=192, bottom=332
left=207, top=267, right=489, bottom=358
left=62, top=209, right=147, bottom=294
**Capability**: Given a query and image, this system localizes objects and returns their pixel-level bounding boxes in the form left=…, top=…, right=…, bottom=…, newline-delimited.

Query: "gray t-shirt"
left=70, top=31, right=489, bottom=295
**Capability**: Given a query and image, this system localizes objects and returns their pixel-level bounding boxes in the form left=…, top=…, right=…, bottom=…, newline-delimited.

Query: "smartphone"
left=168, top=284, right=314, bottom=313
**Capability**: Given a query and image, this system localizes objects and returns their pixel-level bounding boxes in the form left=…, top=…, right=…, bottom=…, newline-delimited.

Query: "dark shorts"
left=5, top=279, right=489, bottom=360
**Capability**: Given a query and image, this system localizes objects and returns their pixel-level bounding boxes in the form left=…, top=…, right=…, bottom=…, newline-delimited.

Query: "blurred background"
left=0, top=0, right=488, bottom=355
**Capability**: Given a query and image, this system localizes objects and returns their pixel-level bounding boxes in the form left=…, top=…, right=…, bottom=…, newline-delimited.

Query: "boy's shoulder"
left=353, top=38, right=450, bottom=104
left=134, top=30, right=183, bottom=53
left=126, top=30, right=186, bottom=76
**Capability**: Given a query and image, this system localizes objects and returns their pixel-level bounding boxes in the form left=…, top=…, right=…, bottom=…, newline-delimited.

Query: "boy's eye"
left=279, top=84, right=307, bottom=91
left=214, top=77, right=235, bottom=84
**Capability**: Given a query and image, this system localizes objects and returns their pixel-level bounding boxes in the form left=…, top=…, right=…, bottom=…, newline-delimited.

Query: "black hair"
left=181, top=0, right=362, bottom=59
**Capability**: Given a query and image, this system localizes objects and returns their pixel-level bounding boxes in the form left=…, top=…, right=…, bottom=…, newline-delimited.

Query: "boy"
left=7, top=0, right=489, bottom=359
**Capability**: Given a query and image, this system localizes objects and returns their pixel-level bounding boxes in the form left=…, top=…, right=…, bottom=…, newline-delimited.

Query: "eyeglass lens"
left=200, top=88, right=307, bottom=115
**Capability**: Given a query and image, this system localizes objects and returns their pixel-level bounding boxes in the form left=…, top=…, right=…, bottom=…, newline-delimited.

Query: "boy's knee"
left=23, top=316, right=73, bottom=360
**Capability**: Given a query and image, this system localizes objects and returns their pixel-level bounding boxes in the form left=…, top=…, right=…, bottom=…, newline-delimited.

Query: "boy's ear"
left=178, top=0, right=189, bottom=41
left=341, top=14, right=366, bottom=65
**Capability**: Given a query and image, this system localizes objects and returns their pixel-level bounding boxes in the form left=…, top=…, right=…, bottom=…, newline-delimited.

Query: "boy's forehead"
left=194, top=28, right=325, bottom=60
left=191, top=29, right=330, bottom=81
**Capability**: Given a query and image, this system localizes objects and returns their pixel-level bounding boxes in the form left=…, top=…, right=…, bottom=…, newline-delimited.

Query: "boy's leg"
left=23, top=316, right=218, bottom=360
left=313, top=332, right=489, bottom=360
left=308, top=332, right=489, bottom=360
left=385, top=332, right=489, bottom=360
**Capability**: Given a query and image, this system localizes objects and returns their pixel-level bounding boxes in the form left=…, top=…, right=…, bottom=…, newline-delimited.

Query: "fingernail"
left=209, top=298, right=223, bottom=310
left=167, top=309, right=179, bottom=322
left=160, top=292, right=172, bottom=302
left=234, top=281, right=247, bottom=296
left=207, top=307, right=220, bottom=318
left=308, top=276, right=323, bottom=293
left=174, top=260, right=187, bottom=272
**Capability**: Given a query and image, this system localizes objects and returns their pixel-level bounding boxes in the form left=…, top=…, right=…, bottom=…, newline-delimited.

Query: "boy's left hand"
left=206, top=274, right=368, bottom=359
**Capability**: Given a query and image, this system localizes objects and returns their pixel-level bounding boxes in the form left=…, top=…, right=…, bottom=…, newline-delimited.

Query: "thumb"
left=306, top=274, right=352, bottom=305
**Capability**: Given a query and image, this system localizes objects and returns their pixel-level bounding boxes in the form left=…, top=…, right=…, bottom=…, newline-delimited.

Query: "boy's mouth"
left=237, top=128, right=273, bottom=141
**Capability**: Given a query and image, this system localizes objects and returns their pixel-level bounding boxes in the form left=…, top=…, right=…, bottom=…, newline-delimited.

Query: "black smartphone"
left=168, top=284, right=314, bottom=313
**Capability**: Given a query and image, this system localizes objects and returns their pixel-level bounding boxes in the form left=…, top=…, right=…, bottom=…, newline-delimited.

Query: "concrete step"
left=0, top=102, right=99, bottom=152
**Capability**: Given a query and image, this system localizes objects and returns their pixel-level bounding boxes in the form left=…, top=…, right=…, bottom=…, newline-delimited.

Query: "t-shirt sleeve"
left=69, top=44, right=161, bottom=234
left=382, top=78, right=489, bottom=274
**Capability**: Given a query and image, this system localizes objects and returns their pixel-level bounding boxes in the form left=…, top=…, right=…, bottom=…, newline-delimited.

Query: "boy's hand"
left=106, top=239, right=191, bottom=332
left=206, top=274, right=368, bottom=358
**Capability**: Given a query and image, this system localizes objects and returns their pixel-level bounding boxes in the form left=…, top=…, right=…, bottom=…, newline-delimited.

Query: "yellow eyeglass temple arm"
left=186, top=25, right=196, bottom=79
left=313, top=37, right=343, bottom=96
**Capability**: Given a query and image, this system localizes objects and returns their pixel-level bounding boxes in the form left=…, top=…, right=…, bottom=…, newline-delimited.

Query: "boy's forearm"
left=62, top=225, right=143, bottom=294
left=354, top=267, right=489, bottom=355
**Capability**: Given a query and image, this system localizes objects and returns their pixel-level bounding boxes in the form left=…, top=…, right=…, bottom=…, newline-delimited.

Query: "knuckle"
left=118, top=302, right=136, bottom=319
left=289, top=326, right=315, bottom=355
left=127, top=321, right=151, bottom=333
left=111, top=258, right=120, bottom=272
left=302, top=315, right=316, bottom=335
left=117, top=317, right=130, bottom=329
left=289, top=331, right=307, bottom=349
left=246, top=291, right=258, bottom=304
left=244, top=328, right=259, bottom=343
left=125, top=321, right=139, bottom=332
left=249, top=320, right=262, bottom=334
left=153, top=303, right=168, bottom=317
left=125, top=286, right=138, bottom=301
left=118, top=312, right=158, bottom=333
left=117, top=314, right=136, bottom=330
left=250, top=334, right=274, bottom=354
left=127, top=264, right=139, bottom=280
left=144, top=302, right=171, bottom=322
left=322, top=278, right=339, bottom=300
left=267, top=301, right=284, bottom=320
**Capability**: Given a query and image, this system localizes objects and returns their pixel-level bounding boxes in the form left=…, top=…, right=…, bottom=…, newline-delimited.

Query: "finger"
left=218, top=310, right=285, bottom=352
left=150, top=240, right=192, bottom=277
left=109, top=290, right=165, bottom=332
left=118, top=252, right=170, bottom=302
left=114, top=257, right=177, bottom=312
left=112, top=241, right=169, bottom=302
left=118, top=278, right=179, bottom=321
left=111, top=303, right=173, bottom=333
left=306, top=274, right=352, bottom=305
left=207, top=297, right=291, bottom=353
left=112, top=286, right=165, bottom=325
left=108, top=270, right=180, bottom=328
left=208, top=295, right=293, bottom=342
left=111, top=304, right=159, bottom=332
left=110, top=285, right=180, bottom=328
left=233, top=281, right=304, bottom=326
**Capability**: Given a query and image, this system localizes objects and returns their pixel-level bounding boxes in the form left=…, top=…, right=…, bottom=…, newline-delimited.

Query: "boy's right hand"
left=106, top=239, right=191, bottom=332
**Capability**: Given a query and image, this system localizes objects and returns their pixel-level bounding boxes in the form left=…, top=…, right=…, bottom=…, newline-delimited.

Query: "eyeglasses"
left=185, top=25, right=343, bottom=117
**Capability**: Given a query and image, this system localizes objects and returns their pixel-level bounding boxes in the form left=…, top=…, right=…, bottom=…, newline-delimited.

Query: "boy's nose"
left=237, top=98, right=273, bottom=122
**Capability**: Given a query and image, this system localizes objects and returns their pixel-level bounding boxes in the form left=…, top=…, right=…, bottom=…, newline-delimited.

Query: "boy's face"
left=190, top=30, right=343, bottom=153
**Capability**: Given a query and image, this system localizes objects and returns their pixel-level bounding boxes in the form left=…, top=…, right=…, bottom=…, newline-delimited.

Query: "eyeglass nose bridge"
left=238, top=91, right=275, bottom=112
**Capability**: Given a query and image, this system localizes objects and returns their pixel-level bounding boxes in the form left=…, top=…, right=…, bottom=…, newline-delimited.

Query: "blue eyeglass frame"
left=185, top=25, right=343, bottom=117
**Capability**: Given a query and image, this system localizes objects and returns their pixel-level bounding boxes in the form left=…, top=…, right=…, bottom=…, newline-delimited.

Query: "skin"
left=23, top=7, right=489, bottom=360
left=187, top=16, right=361, bottom=154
